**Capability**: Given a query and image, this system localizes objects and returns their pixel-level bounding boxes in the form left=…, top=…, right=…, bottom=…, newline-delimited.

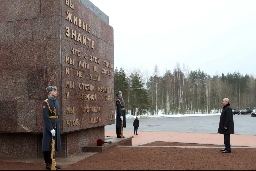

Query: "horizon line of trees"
left=114, top=65, right=256, bottom=115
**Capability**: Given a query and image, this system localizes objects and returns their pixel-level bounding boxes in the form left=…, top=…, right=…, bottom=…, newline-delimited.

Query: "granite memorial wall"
left=0, top=0, right=114, bottom=158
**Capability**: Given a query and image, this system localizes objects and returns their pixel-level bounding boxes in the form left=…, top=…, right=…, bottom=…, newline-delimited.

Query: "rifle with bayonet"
left=51, top=137, right=57, bottom=170
left=120, top=118, right=123, bottom=138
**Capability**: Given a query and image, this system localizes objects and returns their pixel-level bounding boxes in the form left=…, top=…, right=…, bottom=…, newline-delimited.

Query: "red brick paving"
left=1, top=131, right=256, bottom=170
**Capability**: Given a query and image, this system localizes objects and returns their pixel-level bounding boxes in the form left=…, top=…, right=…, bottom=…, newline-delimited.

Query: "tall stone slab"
left=0, top=0, right=114, bottom=158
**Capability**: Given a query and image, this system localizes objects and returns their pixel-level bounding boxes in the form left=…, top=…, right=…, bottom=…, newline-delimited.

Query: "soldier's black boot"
left=46, top=163, right=51, bottom=170
left=46, top=163, right=61, bottom=170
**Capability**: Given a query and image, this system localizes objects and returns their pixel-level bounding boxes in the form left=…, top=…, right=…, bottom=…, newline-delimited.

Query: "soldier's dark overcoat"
left=42, top=97, right=61, bottom=151
left=116, top=98, right=126, bottom=128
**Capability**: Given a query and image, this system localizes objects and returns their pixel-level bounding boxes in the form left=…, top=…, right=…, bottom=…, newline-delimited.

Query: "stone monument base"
left=0, top=127, right=105, bottom=158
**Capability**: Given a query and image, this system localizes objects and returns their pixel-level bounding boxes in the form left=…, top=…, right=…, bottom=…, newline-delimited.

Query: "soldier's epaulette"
left=44, top=99, right=56, bottom=115
left=116, top=99, right=124, bottom=106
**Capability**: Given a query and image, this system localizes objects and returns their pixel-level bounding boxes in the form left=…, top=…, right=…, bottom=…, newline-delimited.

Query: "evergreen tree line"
left=114, top=66, right=256, bottom=115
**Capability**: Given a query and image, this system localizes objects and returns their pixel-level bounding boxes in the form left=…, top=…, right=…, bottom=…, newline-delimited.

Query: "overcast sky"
left=89, top=0, right=256, bottom=77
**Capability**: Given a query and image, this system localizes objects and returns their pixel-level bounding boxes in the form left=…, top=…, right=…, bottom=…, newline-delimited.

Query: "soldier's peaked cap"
left=116, top=91, right=122, bottom=97
left=46, top=86, right=57, bottom=93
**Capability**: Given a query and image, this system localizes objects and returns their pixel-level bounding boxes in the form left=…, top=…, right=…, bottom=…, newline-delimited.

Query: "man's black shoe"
left=222, top=150, right=231, bottom=153
left=136, top=134, right=138, bottom=135
left=220, top=149, right=226, bottom=151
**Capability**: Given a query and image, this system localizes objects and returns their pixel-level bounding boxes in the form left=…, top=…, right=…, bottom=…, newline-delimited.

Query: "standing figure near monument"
left=218, top=98, right=234, bottom=153
left=115, top=91, right=126, bottom=138
left=42, top=86, right=61, bottom=170
left=133, top=117, right=139, bottom=135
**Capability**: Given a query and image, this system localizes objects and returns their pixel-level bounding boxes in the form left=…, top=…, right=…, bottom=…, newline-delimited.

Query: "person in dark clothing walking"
left=42, top=86, right=61, bottom=170
left=133, top=117, right=139, bottom=135
left=218, top=98, right=234, bottom=153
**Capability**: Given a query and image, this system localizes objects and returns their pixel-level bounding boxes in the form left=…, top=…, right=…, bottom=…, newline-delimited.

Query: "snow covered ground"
left=125, top=113, right=221, bottom=119
left=120, top=111, right=221, bottom=119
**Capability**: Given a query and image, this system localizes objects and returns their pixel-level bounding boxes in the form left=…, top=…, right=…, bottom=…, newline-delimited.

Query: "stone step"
left=0, top=136, right=133, bottom=166
left=82, top=135, right=133, bottom=153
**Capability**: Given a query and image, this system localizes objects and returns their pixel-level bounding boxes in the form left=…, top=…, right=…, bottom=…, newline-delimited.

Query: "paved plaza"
left=105, top=114, right=256, bottom=147
left=106, top=114, right=256, bottom=135
left=1, top=114, right=256, bottom=170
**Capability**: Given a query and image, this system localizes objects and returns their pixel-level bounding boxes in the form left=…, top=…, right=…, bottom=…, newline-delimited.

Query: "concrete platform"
left=82, top=135, right=133, bottom=152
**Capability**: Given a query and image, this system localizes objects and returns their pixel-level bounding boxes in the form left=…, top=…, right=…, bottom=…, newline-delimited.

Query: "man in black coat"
left=42, top=86, right=61, bottom=170
left=115, top=91, right=126, bottom=138
left=218, top=98, right=234, bottom=153
left=133, top=117, right=139, bottom=135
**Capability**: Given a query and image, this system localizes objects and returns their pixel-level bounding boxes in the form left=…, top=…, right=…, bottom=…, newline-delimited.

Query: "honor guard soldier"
left=42, top=86, right=61, bottom=170
left=115, top=91, right=126, bottom=138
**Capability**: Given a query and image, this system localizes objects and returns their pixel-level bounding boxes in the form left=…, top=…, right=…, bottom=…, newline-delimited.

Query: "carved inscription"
left=66, top=107, right=75, bottom=114
left=65, top=27, right=94, bottom=49
left=89, top=74, right=100, bottom=81
left=66, top=68, right=71, bottom=75
left=66, top=0, right=74, bottom=10
left=89, top=56, right=100, bottom=64
left=65, top=56, right=75, bottom=65
left=66, top=11, right=90, bottom=33
left=77, top=70, right=83, bottom=78
left=102, top=68, right=112, bottom=76
left=81, top=94, right=97, bottom=101
left=90, top=117, right=101, bottom=124
left=108, top=114, right=114, bottom=121
left=66, top=81, right=75, bottom=89
left=105, top=95, right=113, bottom=101
left=78, top=61, right=89, bottom=69
left=64, top=4, right=114, bottom=129
left=84, top=106, right=101, bottom=113
left=79, top=83, right=95, bottom=91
left=71, top=48, right=81, bottom=57
left=93, top=66, right=99, bottom=72
left=98, top=87, right=113, bottom=93
left=103, top=61, right=113, bottom=69
left=66, top=119, right=79, bottom=127
left=66, top=92, right=70, bottom=99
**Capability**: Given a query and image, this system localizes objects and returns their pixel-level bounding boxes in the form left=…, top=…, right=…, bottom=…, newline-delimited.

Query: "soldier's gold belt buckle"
left=49, top=116, right=58, bottom=119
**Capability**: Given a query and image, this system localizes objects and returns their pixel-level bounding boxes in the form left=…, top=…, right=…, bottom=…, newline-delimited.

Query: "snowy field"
left=108, top=112, right=255, bottom=134
left=120, top=111, right=221, bottom=120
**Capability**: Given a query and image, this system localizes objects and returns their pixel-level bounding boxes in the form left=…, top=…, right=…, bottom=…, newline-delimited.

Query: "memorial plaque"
left=0, top=0, right=114, bottom=158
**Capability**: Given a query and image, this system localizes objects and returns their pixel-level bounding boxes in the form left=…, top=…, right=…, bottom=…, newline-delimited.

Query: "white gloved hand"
left=50, top=129, right=56, bottom=136
left=120, top=116, right=123, bottom=120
